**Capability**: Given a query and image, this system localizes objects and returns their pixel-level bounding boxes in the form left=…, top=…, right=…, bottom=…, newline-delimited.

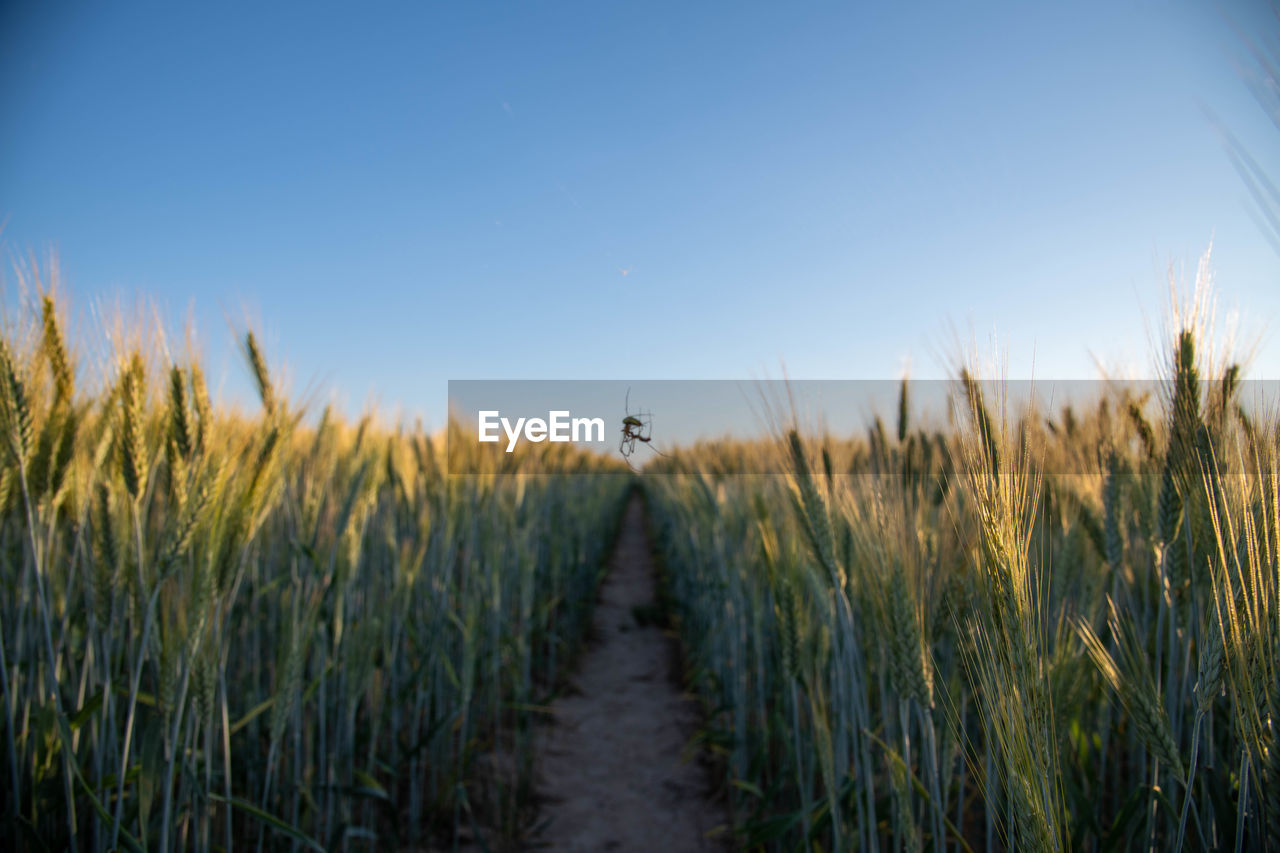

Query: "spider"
left=619, top=387, right=666, bottom=469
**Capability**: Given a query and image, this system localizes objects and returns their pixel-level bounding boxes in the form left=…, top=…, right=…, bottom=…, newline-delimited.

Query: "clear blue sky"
left=2, top=1, right=1277, bottom=424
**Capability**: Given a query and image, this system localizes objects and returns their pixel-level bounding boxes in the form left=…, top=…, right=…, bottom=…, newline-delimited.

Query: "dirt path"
left=531, top=496, right=726, bottom=852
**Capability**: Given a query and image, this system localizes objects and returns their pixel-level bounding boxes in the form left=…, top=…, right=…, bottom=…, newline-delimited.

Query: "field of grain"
left=0, top=288, right=632, bottom=850
left=643, top=314, right=1279, bottom=849
left=1, top=279, right=1277, bottom=852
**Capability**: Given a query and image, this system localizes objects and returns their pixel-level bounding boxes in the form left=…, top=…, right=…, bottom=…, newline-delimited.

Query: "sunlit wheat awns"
left=6, top=253, right=1275, bottom=851
left=642, top=280, right=1276, bottom=849
left=0, top=287, right=631, bottom=851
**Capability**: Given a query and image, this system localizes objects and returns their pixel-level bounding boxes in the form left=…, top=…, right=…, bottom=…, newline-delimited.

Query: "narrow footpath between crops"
left=530, top=495, right=727, bottom=852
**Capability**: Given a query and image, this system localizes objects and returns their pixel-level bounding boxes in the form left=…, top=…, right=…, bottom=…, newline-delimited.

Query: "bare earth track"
left=531, top=496, right=727, bottom=852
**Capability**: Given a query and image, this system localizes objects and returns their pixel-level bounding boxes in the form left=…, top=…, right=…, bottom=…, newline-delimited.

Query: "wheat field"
left=1, top=274, right=1277, bottom=851
left=0, top=284, right=632, bottom=850
left=643, top=310, right=1279, bottom=848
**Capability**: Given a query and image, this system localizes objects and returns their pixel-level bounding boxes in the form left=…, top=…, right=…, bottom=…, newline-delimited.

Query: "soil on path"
left=531, top=496, right=727, bottom=852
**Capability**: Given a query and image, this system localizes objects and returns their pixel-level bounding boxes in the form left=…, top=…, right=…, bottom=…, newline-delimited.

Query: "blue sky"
left=2, top=1, right=1277, bottom=424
